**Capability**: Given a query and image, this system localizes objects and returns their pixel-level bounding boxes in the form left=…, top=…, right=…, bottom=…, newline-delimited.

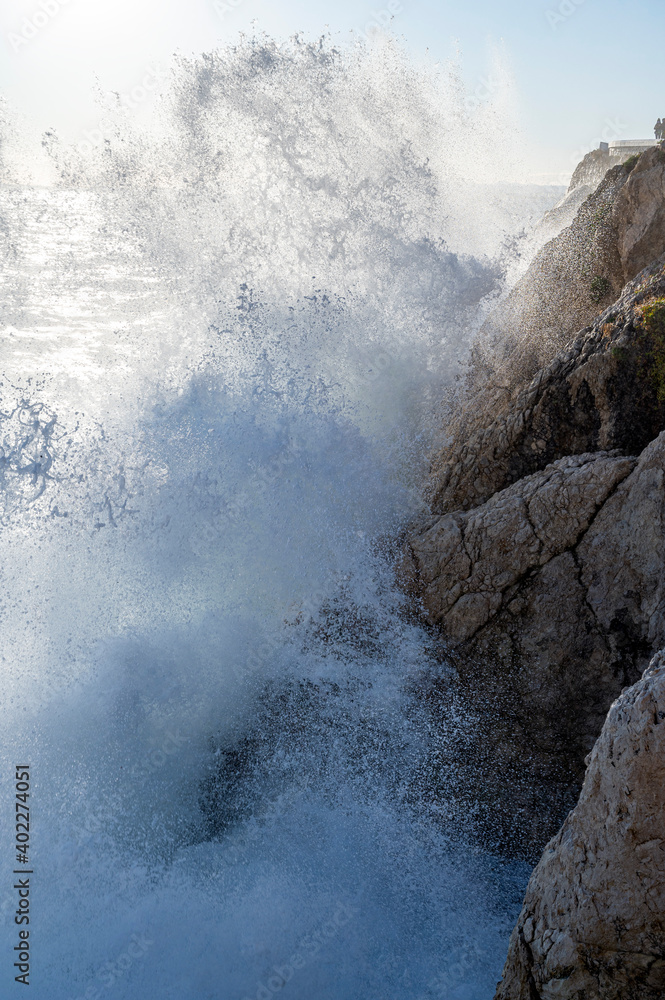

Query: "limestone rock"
left=407, top=144, right=665, bottom=978
left=578, top=431, right=665, bottom=660
left=495, top=648, right=665, bottom=1000
left=467, top=146, right=665, bottom=410
left=615, top=146, right=665, bottom=279
left=567, top=146, right=640, bottom=197
left=430, top=256, right=665, bottom=515
left=409, top=452, right=635, bottom=642
left=407, top=432, right=665, bottom=855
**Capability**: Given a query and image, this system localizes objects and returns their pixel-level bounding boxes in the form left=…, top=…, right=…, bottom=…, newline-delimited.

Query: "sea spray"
left=0, top=35, right=560, bottom=998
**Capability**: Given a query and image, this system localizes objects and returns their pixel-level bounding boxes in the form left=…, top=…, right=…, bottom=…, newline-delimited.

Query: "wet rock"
left=409, top=452, right=635, bottom=641
left=464, top=146, right=665, bottom=413
left=495, top=649, right=665, bottom=1000
left=429, top=257, right=665, bottom=515
left=406, top=432, right=665, bottom=856
left=407, top=145, right=665, bottom=977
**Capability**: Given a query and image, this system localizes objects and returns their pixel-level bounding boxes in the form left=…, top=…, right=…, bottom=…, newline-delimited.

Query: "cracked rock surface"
left=494, top=648, right=665, bottom=1000
left=408, top=451, right=635, bottom=643
left=463, top=146, right=665, bottom=432
left=407, top=431, right=665, bottom=855
left=404, top=148, right=665, bottom=983
left=431, top=254, right=665, bottom=516
left=403, top=263, right=665, bottom=855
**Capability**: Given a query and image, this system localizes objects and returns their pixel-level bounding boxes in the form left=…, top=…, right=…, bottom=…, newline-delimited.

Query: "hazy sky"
left=0, top=0, right=663, bottom=181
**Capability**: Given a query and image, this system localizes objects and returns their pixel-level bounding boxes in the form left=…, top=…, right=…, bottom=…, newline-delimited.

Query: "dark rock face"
left=404, top=263, right=665, bottom=855
left=494, top=650, right=665, bottom=1000
left=452, top=146, right=665, bottom=456
left=405, top=147, right=665, bottom=987
left=430, top=257, right=665, bottom=515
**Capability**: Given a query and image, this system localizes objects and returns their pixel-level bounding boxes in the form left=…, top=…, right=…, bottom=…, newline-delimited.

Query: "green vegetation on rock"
left=590, top=275, right=611, bottom=303
left=640, top=299, right=665, bottom=402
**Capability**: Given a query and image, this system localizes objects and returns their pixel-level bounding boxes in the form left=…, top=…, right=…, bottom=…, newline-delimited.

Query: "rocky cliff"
left=458, top=145, right=665, bottom=431
left=429, top=255, right=665, bottom=515
left=406, top=262, right=665, bottom=839
left=403, top=146, right=665, bottom=965
left=408, top=418, right=665, bottom=853
left=495, top=649, right=665, bottom=1000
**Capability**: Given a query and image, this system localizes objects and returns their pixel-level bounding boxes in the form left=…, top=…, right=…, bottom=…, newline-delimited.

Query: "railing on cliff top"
left=599, top=139, right=657, bottom=152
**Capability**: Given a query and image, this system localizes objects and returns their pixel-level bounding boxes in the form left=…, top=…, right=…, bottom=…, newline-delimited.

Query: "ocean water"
left=0, top=38, right=561, bottom=1000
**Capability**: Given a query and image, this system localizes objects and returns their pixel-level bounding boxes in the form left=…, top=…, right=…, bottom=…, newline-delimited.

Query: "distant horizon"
left=0, top=0, right=663, bottom=184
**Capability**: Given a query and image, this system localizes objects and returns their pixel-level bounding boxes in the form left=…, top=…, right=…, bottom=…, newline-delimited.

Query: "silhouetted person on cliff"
left=655, top=118, right=663, bottom=142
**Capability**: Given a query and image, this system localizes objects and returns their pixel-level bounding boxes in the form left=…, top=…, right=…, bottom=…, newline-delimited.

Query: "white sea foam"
left=0, top=36, right=561, bottom=999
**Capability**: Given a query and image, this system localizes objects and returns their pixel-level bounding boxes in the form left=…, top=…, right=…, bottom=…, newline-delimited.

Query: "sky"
left=0, top=0, right=663, bottom=182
